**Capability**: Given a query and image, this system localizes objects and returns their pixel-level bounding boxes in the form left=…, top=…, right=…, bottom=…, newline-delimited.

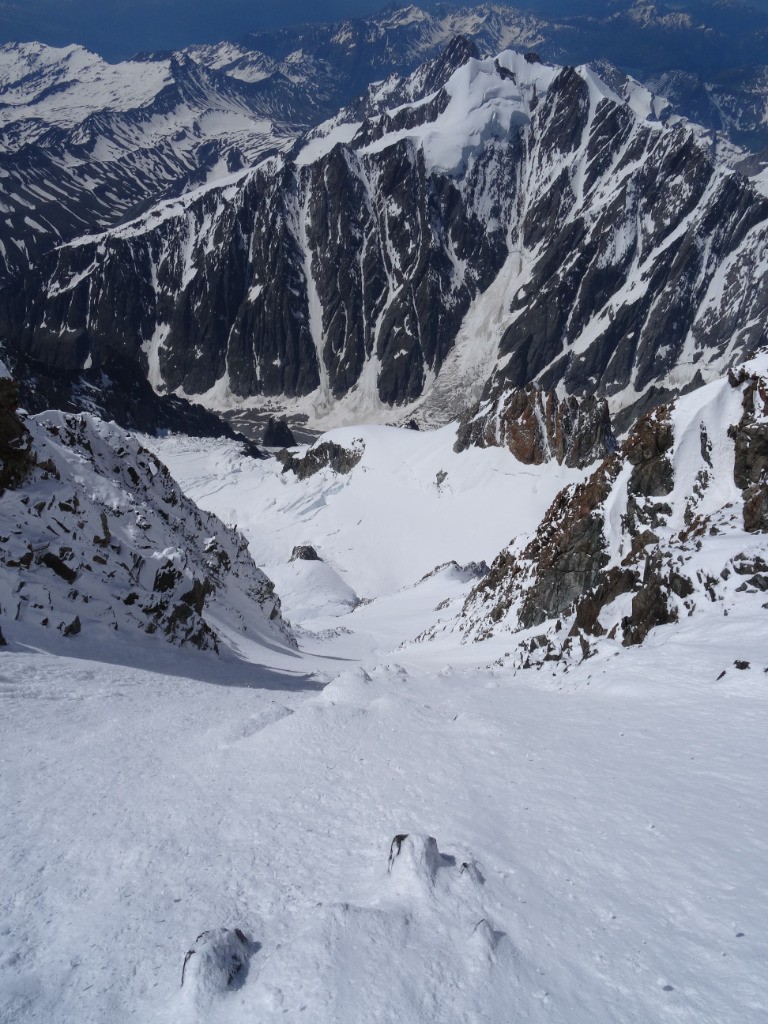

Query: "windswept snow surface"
left=1, top=422, right=767, bottom=1024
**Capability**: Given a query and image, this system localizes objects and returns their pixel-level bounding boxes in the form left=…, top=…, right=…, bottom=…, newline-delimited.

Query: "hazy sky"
left=0, top=1, right=390, bottom=58
left=1, top=0, right=767, bottom=59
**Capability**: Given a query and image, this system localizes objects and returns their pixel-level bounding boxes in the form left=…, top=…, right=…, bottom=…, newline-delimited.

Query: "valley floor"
left=1, top=430, right=766, bottom=1024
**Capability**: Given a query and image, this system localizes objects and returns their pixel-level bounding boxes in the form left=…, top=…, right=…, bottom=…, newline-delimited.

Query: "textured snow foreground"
left=2, top=426, right=767, bottom=1023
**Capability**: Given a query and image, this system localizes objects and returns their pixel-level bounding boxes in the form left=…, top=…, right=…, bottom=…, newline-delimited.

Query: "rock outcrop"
left=468, top=455, right=620, bottom=633
left=276, top=439, right=363, bottom=480
left=0, top=408, right=293, bottom=652
left=291, top=545, right=321, bottom=561
left=454, top=358, right=768, bottom=661
left=0, top=371, right=34, bottom=493
left=263, top=416, right=297, bottom=448
left=455, top=382, right=616, bottom=468
left=7, top=350, right=262, bottom=444
left=729, top=368, right=768, bottom=533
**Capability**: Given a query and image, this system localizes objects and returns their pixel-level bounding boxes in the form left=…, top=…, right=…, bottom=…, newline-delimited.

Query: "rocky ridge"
left=245, top=2, right=768, bottom=155
left=276, top=438, right=364, bottom=481
left=454, top=380, right=616, bottom=468
left=0, top=370, right=293, bottom=652
left=0, top=42, right=319, bottom=283
left=12, top=44, right=768, bottom=428
left=2, top=347, right=266, bottom=442
left=451, top=356, right=768, bottom=665
left=1, top=2, right=767, bottom=293
left=0, top=366, right=34, bottom=493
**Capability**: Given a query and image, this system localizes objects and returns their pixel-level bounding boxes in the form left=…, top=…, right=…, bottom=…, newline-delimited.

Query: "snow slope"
left=1, top=369, right=767, bottom=1023
left=145, top=423, right=586, bottom=605
left=0, top=41, right=303, bottom=150
left=0, top=43, right=172, bottom=134
left=1, top=576, right=766, bottom=1024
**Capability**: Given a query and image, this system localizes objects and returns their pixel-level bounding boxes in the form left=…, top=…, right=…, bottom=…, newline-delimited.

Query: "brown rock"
left=455, top=382, right=615, bottom=469
left=729, top=374, right=768, bottom=532
left=517, top=454, right=621, bottom=627
left=622, top=556, right=678, bottom=646
left=623, top=405, right=674, bottom=497
left=571, top=566, right=638, bottom=636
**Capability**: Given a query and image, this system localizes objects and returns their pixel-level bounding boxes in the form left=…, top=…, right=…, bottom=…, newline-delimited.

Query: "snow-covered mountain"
left=16, top=43, right=768, bottom=429
left=2, top=1, right=767, bottom=288
left=1, top=4, right=767, bottom=439
left=243, top=1, right=768, bottom=155
left=2, top=351, right=767, bottom=1024
left=0, top=41, right=319, bottom=282
left=0, top=362, right=292, bottom=653
left=0, top=13, right=537, bottom=289
left=3, top=10, right=768, bottom=1024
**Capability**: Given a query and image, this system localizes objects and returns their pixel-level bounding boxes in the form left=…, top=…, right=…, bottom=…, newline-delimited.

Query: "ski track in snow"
left=1, top=424, right=767, bottom=1024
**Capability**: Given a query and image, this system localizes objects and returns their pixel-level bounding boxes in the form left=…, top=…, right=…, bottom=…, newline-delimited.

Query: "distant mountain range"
left=0, top=2, right=766, bottom=435
left=0, top=2, right=766, bottom=282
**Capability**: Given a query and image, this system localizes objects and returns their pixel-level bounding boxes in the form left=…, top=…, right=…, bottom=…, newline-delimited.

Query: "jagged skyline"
left=4, top=0, right=768, bottom=61
left=1, top=0, right=388, bottom=58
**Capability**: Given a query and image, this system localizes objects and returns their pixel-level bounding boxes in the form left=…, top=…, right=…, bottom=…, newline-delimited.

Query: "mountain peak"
left=12, top=38, right=768, bottom=430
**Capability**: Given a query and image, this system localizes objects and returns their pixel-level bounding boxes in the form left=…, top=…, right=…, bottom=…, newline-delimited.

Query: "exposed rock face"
left=276, top=439, right=363, bottom=480
left=0, top=47, right=324, bottom=287
left=455, top=361, right=768, bottom=660
left=729, top=369, right=768, bottom=533
left=454, top=382, right=615, bottom=468
left=620, top=552, right=679, bottom=647
left=62, top=615, right=81, bottom=637
left=571, top=565, right=638, bottom=637
left=8, top=350, right=257, bottom=443
left=11, top=47, right=768, bottom=420
left=0, top=373, right=34, bottom=493
left=518, top=459, right=619, bottom=629
left=2, top=4, right=766, bottom=293
left=623, top=406, right=675, bottom=497
left=263, top=416, right=297, bottom=448
left=468, top=455, right=620, bottom=633
left=291, top=545, right=321, bottom=561
left=0, top=410, right=293, bottom=651
left=474, top=407, right=679, bottom=639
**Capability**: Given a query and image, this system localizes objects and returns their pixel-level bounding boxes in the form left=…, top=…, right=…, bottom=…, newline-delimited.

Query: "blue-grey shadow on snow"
left=4, top=629, right=326, bottom=692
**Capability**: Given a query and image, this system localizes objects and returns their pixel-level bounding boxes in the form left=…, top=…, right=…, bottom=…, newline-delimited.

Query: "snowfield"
left=149, top=423, right=585, bottom=601
left=1, top=414, right=767, bottom=1023
left=2, top=618, right=766, bottom=1023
